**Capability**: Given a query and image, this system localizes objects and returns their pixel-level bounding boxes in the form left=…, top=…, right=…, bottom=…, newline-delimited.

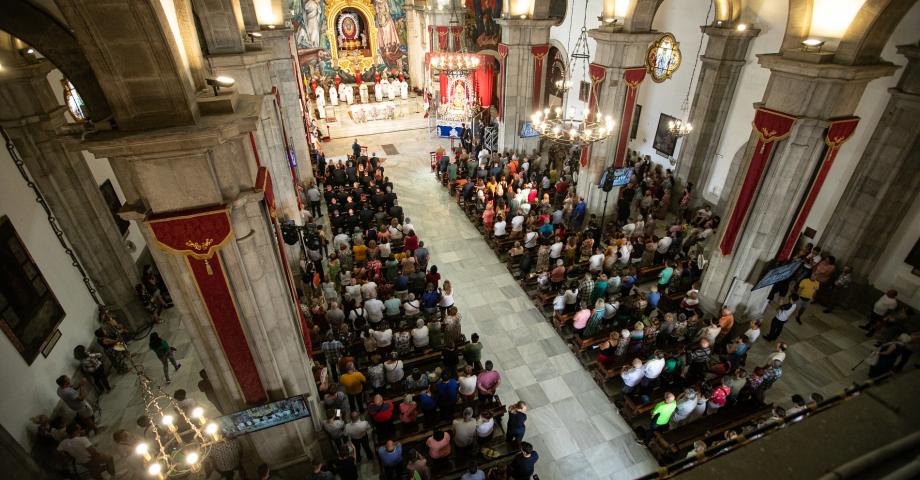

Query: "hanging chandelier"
left=531, top=0, right=614, bottom=146
left=667, top=0, right=712, bottom=138
left=129, top=357, right=223, bottom=478
left=430, top=52, right=481, bottom=73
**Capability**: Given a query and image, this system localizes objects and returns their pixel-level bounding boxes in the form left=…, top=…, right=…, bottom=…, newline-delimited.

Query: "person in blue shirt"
left=507, top=442, right=539, bottom=480
left=646, top=285, right=662, bottom=315
left=537, top=221, right=554, bottom=238
left=377, top=440, right=403, bottom=480
left=461, top=465, right=486, bottom=480
left=421, top=284, right=441, bottom=316
left=394, top=274, right=409, bottom=294
left=571, top=198, right=586, bottom=229
left=435, top=372, right=458, bottom=421
left=621, top=273, right=637, bottom=296
left=418, top=385, right=437, bottom=427
left=505, top=401, right=528, bottom=444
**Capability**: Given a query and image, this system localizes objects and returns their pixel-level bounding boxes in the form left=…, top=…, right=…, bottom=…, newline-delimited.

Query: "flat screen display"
left=519, top=122, right=539, bottom=138
left=215, top=395, right=311, bottom=437
left=752, top=261, right=802, bottom=292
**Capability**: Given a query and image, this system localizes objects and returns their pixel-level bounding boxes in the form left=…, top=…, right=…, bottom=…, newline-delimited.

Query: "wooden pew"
left=648, top=401, right=773, bottom=462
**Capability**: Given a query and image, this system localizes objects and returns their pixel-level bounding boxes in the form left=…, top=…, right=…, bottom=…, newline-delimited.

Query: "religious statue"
left=375, top=78, right=386, bottom=102
left=329, top=85, right=339, bottom=106
left=302, top=0, right=321, bottom=47
left=336, top=12, right=363, bottom=51
left=374, top=0, right=400, bottom=57
left=360, top=83, right=369, bottom=103
left=400, top=79, right=409, bottom=100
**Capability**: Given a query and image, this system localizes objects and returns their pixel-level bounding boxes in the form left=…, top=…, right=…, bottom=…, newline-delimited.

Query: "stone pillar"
left=78, top=94, right=322, bottom=465
left=0, top=60, right=148, bottom=331
left=675, top=24, right=759, bottom=196
left=261, top=28, right=314, bottom=187
left=575, top=27, right=658, bottom=214
left=495, top=18, right=555, bottom=153
left=405, top=1, right=426, bottom=90
left=191, top=0, right=247, bottom=54
left=820, top=44, right=920, bottom=280
left=699, top=54, right=897, bottom=316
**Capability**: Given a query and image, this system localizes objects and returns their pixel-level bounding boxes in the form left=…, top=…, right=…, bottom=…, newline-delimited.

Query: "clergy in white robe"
left=329, top=86, right=339, bottom=106
left=345, top=86, right=354, bottom=105
left=359, top=83, right=369, bottom=103
left=400, top=80, right=409, bottom=100
left=337, top=82, right=347, bottom=99
left=387, top=80, right=396, bottom=101
left=314, top=86, right=325, bottom=105
left=374, top=82, right=383, bottom=102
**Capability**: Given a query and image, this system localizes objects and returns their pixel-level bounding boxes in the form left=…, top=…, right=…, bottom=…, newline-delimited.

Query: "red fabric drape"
left=498, top=44, right=508, bottom=120
left=580, top=63, right=608, bottom=167
left=451, top=27, right=463, bottom=52
left=436, top=27, right=449, bottom=51
left=439, top=72, right=448, bottom=104
left=719, top=108, right=797, bottom=256
left=147, top=206, right=267, bottom=405
left=475, top=58, right=494, bottom=108
left=613, top=67, right=646, bottom=168
left=531, top=44, right=549, bottom=112
left=777, top=117, right=860, bottom=261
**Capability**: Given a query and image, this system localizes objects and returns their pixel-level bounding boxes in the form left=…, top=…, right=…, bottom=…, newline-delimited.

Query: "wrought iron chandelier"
left=130, top=357, right=223, bottom=478
left=430, top=52, right=481, bottom=73
left=668, top=0, right=712, bottom=138
left=531, top=0, right=614, bottom=146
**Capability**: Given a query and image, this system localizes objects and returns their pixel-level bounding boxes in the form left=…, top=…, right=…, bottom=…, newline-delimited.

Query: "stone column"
left=191, top=0, right=247, bottom=54
left=820, top=44, right=920, bottom=279
left=0, top=60, right=148, bottom=331
left=79, top=93, right=321, bottom=465
left=495, top=18, right=555, bottom=153
left=699, top=54, right=897, bottom=316
left=575, top=27, right=658, bottom=214
left=675, top=24, right=759, bottom=196
left=261, top=28, right=314, bottom=186
left=405, top=1, right=426, bottom=90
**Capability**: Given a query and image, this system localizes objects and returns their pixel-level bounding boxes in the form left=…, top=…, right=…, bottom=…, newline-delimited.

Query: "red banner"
left=719, top=108, right=797, bottom=256
left=531, top=44, right=549, bottom=113
left=613, top=67, right=646, bottom=168
left=439, top=71, right=448, bottom=104
left=451, top=27, right=463, bottom=52
left=777, top=117, right=860, bottom=261
left=255, top=167, right=314, bottom=356
left=147, top=206, right=267, bottom=405
left=474, top=56, right=494, bottom=109
left=436, top=27, right=449, bottom=51
left=498, top=44, right=509, bottom=121
left=580, top=63, right=608, bottom=167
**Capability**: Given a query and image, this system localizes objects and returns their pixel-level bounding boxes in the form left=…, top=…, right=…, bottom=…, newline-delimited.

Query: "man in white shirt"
left=549, top=240, right=564, bottom=260
left=361, top=281, right=378, bottom=300
left=478, top=148, right=490, bottom=167
left=370, top=328, right=393, bottom=348
left=345, top=411, right=374, bottom=461
left=363, top=297, right=385, bottom=324
left=864, top=290, right=899, bottom=329
left=767, top=342, right=788, bottom=365
left=622, top=221, right=636, bottom=237
left=553, top=292, right=566, bottom=316
left=656, top=234, right=673, bottom=263
left=764, top=294, right=798, bottom=341
left=621, top=358, right=645, bottom=394
left=589, top=249, right=606, bottom=273
left=411, top=319, right=429, bottom=347
left=494, top=218, right=507, bottom=237
left=58, top=424, right=114, bottom=479
left=524, top=231, right=539, bottom=250
left=511, top=213, right=525, bottom=234
left=333, top=232, right=351, bottom=252
left=641, top=351, right=666, bottom=387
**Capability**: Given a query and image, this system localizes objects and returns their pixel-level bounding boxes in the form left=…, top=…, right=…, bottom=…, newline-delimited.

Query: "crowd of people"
left=299, top=140, right=541, bottom=480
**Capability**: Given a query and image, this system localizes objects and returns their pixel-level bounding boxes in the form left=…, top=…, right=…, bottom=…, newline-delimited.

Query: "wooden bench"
left=648, top=401, right=773, bottom=462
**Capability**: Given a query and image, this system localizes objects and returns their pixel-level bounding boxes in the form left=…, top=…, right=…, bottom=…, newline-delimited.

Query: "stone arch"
left=835, top=0, right=918, bottom=65
left=0, top=0, right=111, bottom=122
left=624, top=0, right=666, bottom=32
left=780, top=0, right=813, bottom=52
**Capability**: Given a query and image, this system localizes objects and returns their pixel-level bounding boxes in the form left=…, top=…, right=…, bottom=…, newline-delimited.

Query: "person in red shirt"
left=706, top=377, right=732, bottom=415
left=367, top=394, right=395, bottom=438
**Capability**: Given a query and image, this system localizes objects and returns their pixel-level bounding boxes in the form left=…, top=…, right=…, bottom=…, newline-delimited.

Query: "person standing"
left=321, top=332, right=345, bottom=380
left=377, top=440, right=403, bottom=480
left=307, top=182, right=323, bottom=219
left=207, top=437, right=244, bottom=480
left=339, top=363, right=367, bottom=413
left=764, top=295, right=797, bottom=341
left=345, top=411, right=373, bottom=462
left=476, top=361, right=501, bottom=403
left=507, top=442, right=539, bottom=480
left=74, top=345, right=111, bottom=394
left=56, top=375, right=99, bottom=434
left=862, top=290, right=899, bottom=331
left=795, top=276, right=820, bottom=324
left=505, top=401, right=528, bottom=444
left=639, top=392, right=677, bottom=444
left=148, top=332, right=181, bottom=384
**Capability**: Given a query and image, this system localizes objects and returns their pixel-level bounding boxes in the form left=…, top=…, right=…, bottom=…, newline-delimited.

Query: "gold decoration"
left=646, top=33, right=682, bottom=83
left=185, top=238, right=214, bottom=251
left=326, top=0, right=379, bottom=74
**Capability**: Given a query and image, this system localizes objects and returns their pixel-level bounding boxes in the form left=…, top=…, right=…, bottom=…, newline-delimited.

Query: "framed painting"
left=653, top=113, right=679, bottom=158
left=630, top=104, right=642, bottom=140
left=0, top=216, right=66, bottom=365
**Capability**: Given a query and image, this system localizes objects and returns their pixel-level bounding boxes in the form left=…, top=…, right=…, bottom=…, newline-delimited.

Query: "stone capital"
left=701, top=24, right=760, bottom=39
left=587, top=29, right=659, bottom=46
left=757, top=53, right=899, bottom=82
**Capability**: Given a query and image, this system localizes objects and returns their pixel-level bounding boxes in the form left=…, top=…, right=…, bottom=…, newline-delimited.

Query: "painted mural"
left=464, top=0, right=502, bottom=50
left=291, top=0, right=408, bottom=84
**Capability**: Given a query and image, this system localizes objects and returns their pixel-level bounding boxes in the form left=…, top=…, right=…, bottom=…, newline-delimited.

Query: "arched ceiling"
left=836, top=0, right=919, bottom=64
left=0, top=0, right=111, bottom=122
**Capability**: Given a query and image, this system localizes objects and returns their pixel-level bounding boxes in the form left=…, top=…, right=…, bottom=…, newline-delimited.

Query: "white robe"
left=345, top=86, right=354, bottom=105
left=337, top=82, right=347, bottom=98
left=374, top=83, right=384, bottom=102
left=359, top=84, right=369, bottom=104
left=329, top=87, right=339, bottom=106
left=387, top=81, right=396, bottom=101
left=315, top=86, right=325, bottom=104
left=400, top=80, right=409, bottom=100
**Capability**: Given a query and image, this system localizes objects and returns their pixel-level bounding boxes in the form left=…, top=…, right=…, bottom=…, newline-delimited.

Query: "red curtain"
left=436, top=27, right=449, bottom=51
left=580, top=63, right=608, bottom=167
left=719, top=108, right=797, bottom=256
left=475, top=58, right=494, bottom=109
left=498, top=44, right=508, bottom=120
left=612, top=67, right=646, bottom=168
left=777, top=117, right=860, bottom=260
left=439, top=71, right=448, bottom=104
left=147, top=206, right=267, bottom=405
left=531, top=45, right=549, bottom=112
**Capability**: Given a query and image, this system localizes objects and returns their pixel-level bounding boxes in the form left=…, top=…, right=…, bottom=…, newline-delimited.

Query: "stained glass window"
left=62, top=79, right=87, bottom=122
left=646, top=33, right=682, bottom=83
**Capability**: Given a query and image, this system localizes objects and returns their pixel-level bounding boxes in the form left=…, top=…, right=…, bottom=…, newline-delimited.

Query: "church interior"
left=0, top=0, right=919, bottom=479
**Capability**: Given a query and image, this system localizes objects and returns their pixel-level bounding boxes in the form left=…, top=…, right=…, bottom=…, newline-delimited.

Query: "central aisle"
left=323, top=130, right=656, bottom=479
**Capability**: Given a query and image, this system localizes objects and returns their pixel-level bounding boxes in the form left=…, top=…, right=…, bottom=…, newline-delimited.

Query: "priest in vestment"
left=400, top=79, right=409, bottom=100
left=360, top=83, right=370, bottom=103
left=374, top=81, right=383, bottom=102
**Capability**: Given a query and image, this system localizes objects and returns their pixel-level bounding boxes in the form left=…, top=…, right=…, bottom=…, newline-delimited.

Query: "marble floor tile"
left=526, top=404, right=566, bottom=436
left=540, top=376, right=574, bottom=403
left=553, top=396, right=589, bottom=423
left=516, top=382, right=551, bottom=409
left=541, top=425, right=580, bottom=459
